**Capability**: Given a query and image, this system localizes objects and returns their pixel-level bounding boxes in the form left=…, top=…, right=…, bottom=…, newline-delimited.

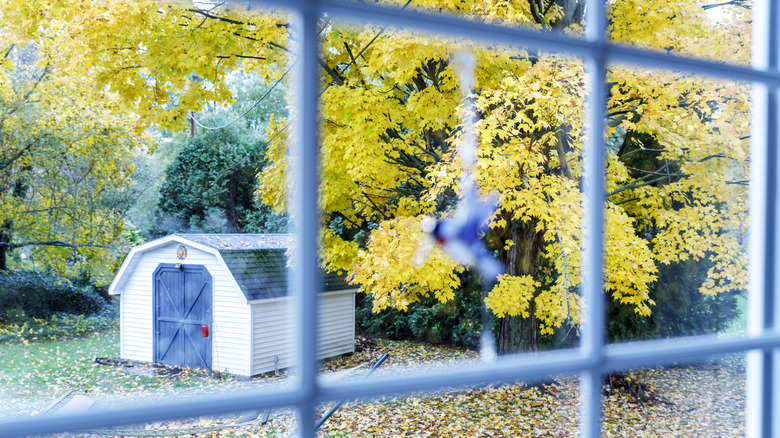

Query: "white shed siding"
left=251, top=298, right=294, bottom=374
left=318, top=290, right=355, bottom=358
left=211, top=262, right=251, bottom=376
left=115, top=242, right=251, bottom=376
left=251, top=290, right=355, bottom=375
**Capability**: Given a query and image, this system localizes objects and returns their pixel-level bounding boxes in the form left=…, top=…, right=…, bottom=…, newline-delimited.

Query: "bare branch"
left=702, top=0, right=750, bottom=10
left=0, top=240, right=119, bottom=252
left=3, top=43, right=15, bottom=59
left=360, top=190, right=390, bottom=220
left=187, top=8, right=246, bottom=25
left=528, top=0, right=547, bottom=28
left=216, top=54, right=266, bottom=61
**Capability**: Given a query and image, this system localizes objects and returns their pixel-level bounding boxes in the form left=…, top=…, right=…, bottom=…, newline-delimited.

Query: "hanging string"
left=454, top=50, right=498, bottom=362
left=455, top=51, right=477, bottom=176
left=187, top=14, right=339, bottom=132
left=193, top=7, right=412, bottom=179
left=189, top=65, right=292, bottom=131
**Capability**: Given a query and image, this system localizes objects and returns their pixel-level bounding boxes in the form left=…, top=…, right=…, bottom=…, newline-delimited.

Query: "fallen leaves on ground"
left=0, top=331, right=746, bottom=437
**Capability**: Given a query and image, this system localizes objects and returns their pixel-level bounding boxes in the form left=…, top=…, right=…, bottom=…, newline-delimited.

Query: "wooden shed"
left=108, top=234, right=356, bottom=376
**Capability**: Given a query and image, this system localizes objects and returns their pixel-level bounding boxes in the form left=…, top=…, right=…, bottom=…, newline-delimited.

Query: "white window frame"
left=2, top=0, right=779, bottom=436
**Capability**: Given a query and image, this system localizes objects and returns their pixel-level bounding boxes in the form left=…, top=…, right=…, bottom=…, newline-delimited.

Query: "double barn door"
left=153, top=264, right=212, bottom=370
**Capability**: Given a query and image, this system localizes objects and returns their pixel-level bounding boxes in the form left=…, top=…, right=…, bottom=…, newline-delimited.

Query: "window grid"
left=1, top=0, right=779, bottom=437
left=748, top=2, right=779, bottom=437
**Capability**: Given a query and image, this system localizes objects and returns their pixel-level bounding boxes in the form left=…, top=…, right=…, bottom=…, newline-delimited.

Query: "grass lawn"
left=0, top=330, right=747, bottom=437
left=0, top=329, right=250, bottom=418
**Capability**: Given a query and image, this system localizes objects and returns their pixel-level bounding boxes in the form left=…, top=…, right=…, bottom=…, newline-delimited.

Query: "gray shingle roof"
left=175, top=234, right=352, bottom=301
left=176, top=234, right=290, bottom=250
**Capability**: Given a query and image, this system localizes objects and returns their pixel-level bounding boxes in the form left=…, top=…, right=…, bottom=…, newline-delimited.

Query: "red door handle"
left=201, top=325, right=210, bottom=337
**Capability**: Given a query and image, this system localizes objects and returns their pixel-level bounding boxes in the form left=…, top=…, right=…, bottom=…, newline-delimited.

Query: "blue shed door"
left=153, top=264, right=212, bottom=370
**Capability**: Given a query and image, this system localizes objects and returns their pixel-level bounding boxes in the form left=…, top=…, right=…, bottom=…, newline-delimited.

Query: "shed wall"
left=117, top=242, right=251, bottom=375
left=251, top=290, right=355, bottom=375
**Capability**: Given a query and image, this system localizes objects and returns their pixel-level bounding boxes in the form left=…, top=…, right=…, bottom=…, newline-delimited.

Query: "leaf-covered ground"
left=313, top=354, right=745, bottom=437
left=0, top=331, right=745, bottom=437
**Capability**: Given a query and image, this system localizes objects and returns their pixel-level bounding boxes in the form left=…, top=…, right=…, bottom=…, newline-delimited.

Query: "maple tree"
left=1, top=0, right=751, bottom=352
left=270, top=0, right=750, bottom=352
left=0, top=41, right=149, bottom=280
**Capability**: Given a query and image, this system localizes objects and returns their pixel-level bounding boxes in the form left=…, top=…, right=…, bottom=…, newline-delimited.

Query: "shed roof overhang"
left=108, top=235, right=224, bottom=296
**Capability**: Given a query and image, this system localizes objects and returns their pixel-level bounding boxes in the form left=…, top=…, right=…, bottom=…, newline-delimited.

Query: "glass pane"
left=604, top=63, right=749, bottom=343
left=603, top=353, right=746, bottom=436
left=313, top=17, right=586, bottom=370
left=0, top=0, right=295, bottom=434
left=607, top=0, right=753, bottom=66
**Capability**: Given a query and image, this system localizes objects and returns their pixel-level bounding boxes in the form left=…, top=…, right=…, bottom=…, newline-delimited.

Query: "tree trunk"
left=498, top=312, right=538, bottom=353
left=494, top=215, right=544, bottom=354
left=0, top=221, right=10, bottom=270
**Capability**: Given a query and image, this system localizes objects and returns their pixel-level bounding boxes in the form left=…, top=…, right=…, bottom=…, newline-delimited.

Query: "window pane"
left=607, top=0, right=753, bottom=66
left=603, top=64, right=750, bottom=343
left=0, top=0, right=296, bottom=433
left=313, top=17, right=587, bottom=370
left=1, top=0, right=775, bottom=436
left=603, top=353, right=746, bottom=436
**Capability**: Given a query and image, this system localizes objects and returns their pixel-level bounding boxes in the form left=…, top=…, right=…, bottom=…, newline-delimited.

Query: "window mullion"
left=769, top=4, right=780, bottom=436
left=290, top=2, right=323, bottom=437
left=580, top=1, right=608, bottom=438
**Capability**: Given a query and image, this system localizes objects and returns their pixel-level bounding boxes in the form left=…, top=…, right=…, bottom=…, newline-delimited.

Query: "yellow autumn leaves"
left=348, top=217, right=464, bottom=312
left=1, top=0, right=752, bottom=338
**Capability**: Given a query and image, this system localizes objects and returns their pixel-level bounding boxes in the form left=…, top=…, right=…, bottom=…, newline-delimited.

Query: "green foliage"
left=0, top=270, right=107, bottom=324
left=153, top=126, right=261, bottom=234
left=147, top=71, right=288, bottom=237
left=607, top=259, right=744, bottom=342
left=0, top=306, right=117, bottom=344
left=356, top=275, right=486, bottom=349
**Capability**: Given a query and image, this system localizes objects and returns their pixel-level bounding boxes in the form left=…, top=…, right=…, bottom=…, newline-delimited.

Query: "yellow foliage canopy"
left=2, top=0, right=751, bottom=337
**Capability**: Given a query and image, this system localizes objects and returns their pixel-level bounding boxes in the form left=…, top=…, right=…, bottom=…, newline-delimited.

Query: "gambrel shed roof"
left=109, top=234, right=351, bottom=301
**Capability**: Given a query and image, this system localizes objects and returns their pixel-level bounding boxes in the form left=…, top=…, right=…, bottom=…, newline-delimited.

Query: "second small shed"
left=108, top=234, right=355, bottom=376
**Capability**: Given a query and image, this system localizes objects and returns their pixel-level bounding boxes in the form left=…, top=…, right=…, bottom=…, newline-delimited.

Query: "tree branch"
left=267, top=41, right=345, bottom=85
left=613, top=196, right=641, bottom=206
left=702, top=0, right=750, bottom=10
left=187, top=8, right=246, bottom=25
left=528, top=0, right=547, bottom=28
left=608, top=174, right=671, bottom=196
left=610, top=153, right=728, bottom=196
left=0, top=240, right=119, bottom=252
left=344, top=42, right=359, bottom=67
left=360, top=191, right=390, bottom=220
left=0, top=141, right=39, bottom=171
left=555, top=130, right=572, bottom=179
left=216, top=54, right=266, bottom=61
left=3, top=43, right=15, bottom=59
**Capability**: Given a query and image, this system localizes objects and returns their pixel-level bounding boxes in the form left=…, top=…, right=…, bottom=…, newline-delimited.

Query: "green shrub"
left=607, top=259, right=744, bottom=342
left=0, top=270, right=106, bottom=323
left=356, top=273, right=486, bottom=350
left=0, top=304, right=118, bottom=343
